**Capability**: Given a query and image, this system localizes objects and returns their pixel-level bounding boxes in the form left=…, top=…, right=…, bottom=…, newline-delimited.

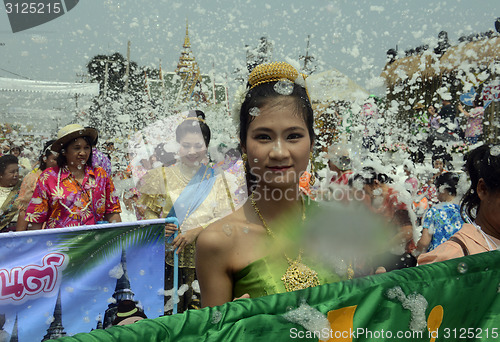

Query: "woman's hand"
left=458, top=103, right=470, bottom=117
left=233, top=293, right=250, bottom=301
left=165, top=223, right=178, bottom=238
left=168, top=226, right=203, bottom=254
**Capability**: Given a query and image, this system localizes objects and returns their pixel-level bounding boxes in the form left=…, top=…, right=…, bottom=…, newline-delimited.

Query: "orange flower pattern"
left=25, top=166, right=121, bottom=228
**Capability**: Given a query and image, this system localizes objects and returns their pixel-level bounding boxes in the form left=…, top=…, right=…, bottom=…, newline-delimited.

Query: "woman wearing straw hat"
left=25, top=124, right=121, bottom=229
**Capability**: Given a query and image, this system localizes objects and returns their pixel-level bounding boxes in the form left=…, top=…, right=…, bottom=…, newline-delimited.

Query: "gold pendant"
left=281, top=260, right=320, bottom=292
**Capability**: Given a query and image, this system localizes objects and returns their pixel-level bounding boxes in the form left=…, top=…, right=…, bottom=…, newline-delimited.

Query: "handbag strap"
left=448, top=236, right=470, bottom=256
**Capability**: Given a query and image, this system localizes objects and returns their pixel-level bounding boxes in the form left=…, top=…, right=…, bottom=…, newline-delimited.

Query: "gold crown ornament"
left=248, top=62, right=310, bottom=101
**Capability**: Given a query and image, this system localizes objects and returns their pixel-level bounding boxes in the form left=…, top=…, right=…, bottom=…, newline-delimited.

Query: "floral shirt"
left=25, top=165, right=121, bottom=228
left=429, top=115, right=440, bottom=130
left=465, top=107, right=484, bottom=138
left=422, top=203, right=464, bottom=251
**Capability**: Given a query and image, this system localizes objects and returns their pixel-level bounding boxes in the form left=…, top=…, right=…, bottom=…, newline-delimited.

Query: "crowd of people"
left=0, top=61, right=498, bottom=318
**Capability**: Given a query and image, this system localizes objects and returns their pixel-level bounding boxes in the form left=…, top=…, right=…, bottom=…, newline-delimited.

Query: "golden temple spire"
left=175, top=18, right=202, bottom=103
left=184, top=18, right=190, bottom=48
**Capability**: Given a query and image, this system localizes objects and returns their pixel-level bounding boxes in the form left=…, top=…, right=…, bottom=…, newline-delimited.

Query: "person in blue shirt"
left=416, top=172, right=464, bottom=254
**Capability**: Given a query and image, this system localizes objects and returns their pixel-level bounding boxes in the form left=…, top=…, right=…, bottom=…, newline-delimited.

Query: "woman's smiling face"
left=64, top=137, right=91, bottom=169
left=244, top=97, right=312, bottom=189
left=178, top=132, right=207, bottom=167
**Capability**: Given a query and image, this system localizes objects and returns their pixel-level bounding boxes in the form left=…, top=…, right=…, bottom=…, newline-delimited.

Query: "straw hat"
left=52, top=124, right=98, bottom=152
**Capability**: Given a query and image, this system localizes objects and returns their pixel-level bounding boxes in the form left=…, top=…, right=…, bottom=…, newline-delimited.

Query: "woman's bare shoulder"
left=198, top=210, right=245, bottom=251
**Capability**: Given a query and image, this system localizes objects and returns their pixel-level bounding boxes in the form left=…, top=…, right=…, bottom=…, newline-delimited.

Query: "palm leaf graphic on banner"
left=53, top=222, right=164, bottom=279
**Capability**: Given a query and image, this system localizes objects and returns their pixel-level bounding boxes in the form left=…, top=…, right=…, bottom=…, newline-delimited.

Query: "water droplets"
left=109, top=263, right=124, bottom=279
left=249, top=107, right=260, bottom=117
left=457, top=262, right=468, bottom=274
left=386, top=286, right=428, bottom=332
left=283, top=302, right=330, bottom=340
left=192, top=280, right=200, bottom=293
left=273, top=79, right=294, bottom=95
left=178, top=284, right=189, bottom=296
left=222, top=224, right=232, bottom=236
left=242, top=226, right=250, bottom=234
left=490, top=145, right=500, bottom=157
left=211, top=310, right=222, bottom=324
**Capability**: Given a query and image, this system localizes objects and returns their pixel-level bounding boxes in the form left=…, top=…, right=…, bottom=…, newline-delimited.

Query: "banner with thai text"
left=52, top=251, right=499, bottom=342
left=0, top=219, right=165, bottom=341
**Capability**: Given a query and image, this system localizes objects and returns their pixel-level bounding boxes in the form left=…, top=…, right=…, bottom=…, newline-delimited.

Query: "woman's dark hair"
left=239, top=82, right=315, bottom=148
left=473, top=95, right=484, bottom=108
left=10, top=146, right=21, bottom=154
left=239, top=81, right=315, bottom=190
left=434, top=172, right=459, bottom=196
left=431, top=152, right=452, bottom=164
left=56, top=136, right=94, bottom=168
left=175, top=110, right=211, bottom=147
left=351, top=166, right=392, bottom=186
left=39, top=139, right=56, bottom=171
left=0, top=155, right=18, bottom=175
left=461, top=144, right=500, bottom=221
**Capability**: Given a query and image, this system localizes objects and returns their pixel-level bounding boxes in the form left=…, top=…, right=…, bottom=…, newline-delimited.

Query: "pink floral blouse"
left=465, top=107, right=484, bottom=138
left=25, top=165, right=121, bottom=228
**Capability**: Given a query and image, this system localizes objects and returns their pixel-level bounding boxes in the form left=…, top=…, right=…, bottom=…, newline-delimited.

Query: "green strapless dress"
left=233, top=255, right=346, bottom=299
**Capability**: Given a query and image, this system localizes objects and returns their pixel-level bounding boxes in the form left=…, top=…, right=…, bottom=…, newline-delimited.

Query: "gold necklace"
left=250, top=192, right=320, bottom=292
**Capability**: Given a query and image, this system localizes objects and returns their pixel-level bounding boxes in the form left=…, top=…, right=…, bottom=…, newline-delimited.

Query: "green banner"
left=51, top=251, right=500, bottom=342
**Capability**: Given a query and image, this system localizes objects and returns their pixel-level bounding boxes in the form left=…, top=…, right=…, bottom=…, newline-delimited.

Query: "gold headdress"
left=179, top=110, right=206, bottom=124
left=248, top=61, right=310, bottom=101
left=183, top=117, right=206, bottom=123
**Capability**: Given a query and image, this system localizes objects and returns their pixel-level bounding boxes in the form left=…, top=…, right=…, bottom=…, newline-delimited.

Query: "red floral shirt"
left=25, top=166, right=121, bottom=228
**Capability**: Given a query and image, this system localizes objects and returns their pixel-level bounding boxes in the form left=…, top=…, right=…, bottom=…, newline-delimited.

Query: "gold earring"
left=241, top=153, right=248, bottom=172
left=309, top=152, right=315, bottom=186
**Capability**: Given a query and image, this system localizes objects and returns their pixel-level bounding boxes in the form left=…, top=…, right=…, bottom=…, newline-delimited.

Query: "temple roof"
left=175, top=19, right=200, bottom=77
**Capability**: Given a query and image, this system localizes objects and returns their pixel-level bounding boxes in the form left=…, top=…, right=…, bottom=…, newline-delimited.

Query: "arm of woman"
left=104, top=212, right=121, bottom=223
left=417, top=240, right=463, bottom=265
left=27, top=222, right=43, bottom=230
left=196, top=226, right=234, bottom=307
left=458, top=104, right=470, bottom=117
left=102, top=171, right=122, bottom=222
left=388, top=208, right=414, bottom=249
left=172, top=226, right=203, bottom=254
left=387, top=223, right=413, bottom=249
left=416, top=228, right=432, bottom=254
left=16, top=209, right=28, bottom=231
